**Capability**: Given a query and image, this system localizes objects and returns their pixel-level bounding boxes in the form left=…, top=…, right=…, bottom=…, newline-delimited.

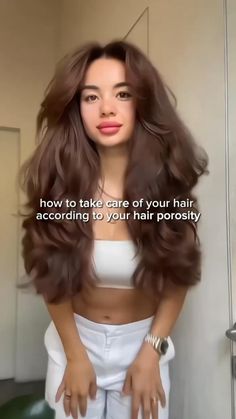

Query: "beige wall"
left=0, top=0, right=60, bottom=158
left=58, top=0, right=149, bottom=57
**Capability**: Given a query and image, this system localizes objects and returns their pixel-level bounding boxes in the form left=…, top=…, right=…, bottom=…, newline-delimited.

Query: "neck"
left=97, top=143, right=129, bottom=194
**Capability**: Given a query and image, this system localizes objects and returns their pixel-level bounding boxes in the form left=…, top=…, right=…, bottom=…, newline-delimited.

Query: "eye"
left=84, top=94, right=97, bottom=103
left=117, top=91, right=132, bottom=99
left=83, top=91, right=132, bottom=103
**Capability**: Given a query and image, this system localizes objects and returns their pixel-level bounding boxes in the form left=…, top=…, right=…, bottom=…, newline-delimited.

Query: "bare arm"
left=138, top=223, right=195, bottom=360
left=150, top=282, right=189, bottom=337
left=138, top=283, right=189, bottom=361
left=43, top=297, right=88, bottom=362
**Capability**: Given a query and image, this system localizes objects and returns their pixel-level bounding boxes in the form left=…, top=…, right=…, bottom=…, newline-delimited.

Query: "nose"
left=100, top=98, right=116, bottom=116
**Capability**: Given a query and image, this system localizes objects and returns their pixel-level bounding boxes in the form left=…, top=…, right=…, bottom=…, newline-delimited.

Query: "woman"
left=18, top=40, right=208, bottom=419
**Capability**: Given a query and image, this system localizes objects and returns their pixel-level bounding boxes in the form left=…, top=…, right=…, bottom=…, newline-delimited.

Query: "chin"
left=94, top=137, right=130, bottom=147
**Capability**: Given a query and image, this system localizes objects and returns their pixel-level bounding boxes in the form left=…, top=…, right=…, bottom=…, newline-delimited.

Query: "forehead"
left=83, top=57, right=126, bottom=85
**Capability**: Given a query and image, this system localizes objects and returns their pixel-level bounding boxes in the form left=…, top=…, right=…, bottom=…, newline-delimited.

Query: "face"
left=79, top=57, right=136, bottom=149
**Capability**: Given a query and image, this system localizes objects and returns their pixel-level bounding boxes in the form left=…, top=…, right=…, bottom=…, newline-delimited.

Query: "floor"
left=0, top=378, right=45, bottom=406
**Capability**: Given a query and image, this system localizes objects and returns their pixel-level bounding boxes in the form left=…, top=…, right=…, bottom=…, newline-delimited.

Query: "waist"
left=73, top=311, right=155, bottom=335
left=71, top=287, right=159, bottom=325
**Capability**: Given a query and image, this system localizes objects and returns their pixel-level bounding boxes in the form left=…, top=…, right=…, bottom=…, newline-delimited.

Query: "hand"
left=121, top=344, right=166, bottom=419
left=55, top=356, right=97, bottom=419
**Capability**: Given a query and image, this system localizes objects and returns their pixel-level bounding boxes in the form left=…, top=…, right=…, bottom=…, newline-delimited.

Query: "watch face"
left=160, top=339, right=169, bottom=354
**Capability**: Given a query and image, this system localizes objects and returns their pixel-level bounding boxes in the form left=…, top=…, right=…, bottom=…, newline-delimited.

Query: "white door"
left=0, top=126, right=49, bottom=382
left=227, top=0, right=236, bottom=415
left=0, top=128, right=19, bottom=379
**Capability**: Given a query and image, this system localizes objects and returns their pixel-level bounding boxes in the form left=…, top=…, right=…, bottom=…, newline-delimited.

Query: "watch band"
left=144, top=332, right=169, bottom=355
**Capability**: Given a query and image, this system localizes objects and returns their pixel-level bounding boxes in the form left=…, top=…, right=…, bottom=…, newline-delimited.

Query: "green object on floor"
left=0, top=394, right=55, bottom=419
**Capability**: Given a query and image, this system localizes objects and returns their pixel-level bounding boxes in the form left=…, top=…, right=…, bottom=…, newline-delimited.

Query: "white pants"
left=44, top=313, right=175, bottom=419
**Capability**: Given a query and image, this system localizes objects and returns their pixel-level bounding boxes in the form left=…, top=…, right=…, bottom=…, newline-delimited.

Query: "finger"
left=63, top=394, right=71, bottom=417
left=141, top=393, right=151, bottom=419
left=131, top=392, right=141, bottom=419
left=89, top=381, right=97, bottom=400
left=158, top=387, right=166, bottom=409
left=122, top=373, right=132, bottom=396
left=55, top=380, right=65, bottom=403
left=150, top=397, right=158, bottom=419
left=70, top=394, right=79, bottom=419
left=78, top=395, right=87, bottom=418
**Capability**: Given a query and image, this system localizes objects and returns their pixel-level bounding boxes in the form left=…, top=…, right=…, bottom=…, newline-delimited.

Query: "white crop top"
left=92, top=240, right=140, bottom=289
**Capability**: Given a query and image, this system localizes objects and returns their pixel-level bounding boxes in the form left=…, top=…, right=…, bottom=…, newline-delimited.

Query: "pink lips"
left=98, top=126, right=121, bottom=135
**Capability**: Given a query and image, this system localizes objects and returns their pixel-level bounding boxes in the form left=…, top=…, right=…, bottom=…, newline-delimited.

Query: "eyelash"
left=83, top=91, right=132, bottom=103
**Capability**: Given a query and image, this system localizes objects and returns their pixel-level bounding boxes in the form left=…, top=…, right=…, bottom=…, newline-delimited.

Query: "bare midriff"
left=71, top=286, right=160, bottom=325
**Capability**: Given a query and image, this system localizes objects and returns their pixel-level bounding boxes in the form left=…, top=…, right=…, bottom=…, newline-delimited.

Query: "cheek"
left=80, top=106, right=96, bottom=132
left=122, top=102, right=136, bottom=122
left=124, top=107, right=136, bottom=128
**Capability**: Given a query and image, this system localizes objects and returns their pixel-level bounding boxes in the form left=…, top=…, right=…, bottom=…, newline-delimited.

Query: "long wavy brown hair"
left=18, top=39, right=209, bottom=304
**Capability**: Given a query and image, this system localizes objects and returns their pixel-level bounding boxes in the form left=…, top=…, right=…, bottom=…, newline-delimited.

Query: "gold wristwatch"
left=144, top=333, right=169, bottom=356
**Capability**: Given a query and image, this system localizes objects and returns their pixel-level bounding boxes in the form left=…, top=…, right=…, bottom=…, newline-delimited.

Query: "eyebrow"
left=80, top=82, right=131, bottom=92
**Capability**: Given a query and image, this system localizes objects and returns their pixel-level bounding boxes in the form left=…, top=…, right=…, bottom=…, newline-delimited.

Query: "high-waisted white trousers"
left=44, top=313, right=175, bottom=419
